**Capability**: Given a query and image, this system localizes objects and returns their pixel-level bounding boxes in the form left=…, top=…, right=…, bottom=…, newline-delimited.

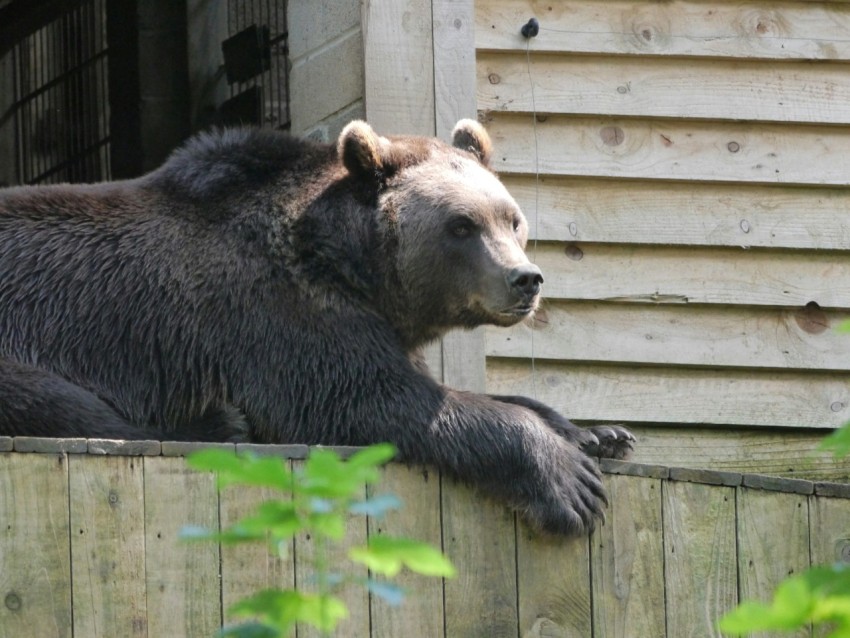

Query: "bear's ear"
left=338, top=120, right=386, bottom=180
left=451, top=119, right=492, bottom=166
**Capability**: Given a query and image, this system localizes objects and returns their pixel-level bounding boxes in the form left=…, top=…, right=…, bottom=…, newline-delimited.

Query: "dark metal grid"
left=10, top=0, right=110, bottom=185
left=227, top=0, right=290, bottom=130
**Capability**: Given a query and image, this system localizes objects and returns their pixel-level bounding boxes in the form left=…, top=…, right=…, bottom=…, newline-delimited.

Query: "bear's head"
left=338, top=119, right=543, bottom=343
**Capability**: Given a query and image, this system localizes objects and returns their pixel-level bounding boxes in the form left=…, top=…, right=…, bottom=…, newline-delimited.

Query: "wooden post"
left=433, top=0, right=486, bottom=392
left=143, top=456, right=221, bottom=637
left=69, top=455, right=148, bottom=637
left=662, top=481, right=738, bottom=637
left=362, top=0, right=485, bottom=390
left=591, top=474, right=665, bottom=637
left=369, top=464, right=444, bottom=638
left=0, top=453, right=72, bottom=638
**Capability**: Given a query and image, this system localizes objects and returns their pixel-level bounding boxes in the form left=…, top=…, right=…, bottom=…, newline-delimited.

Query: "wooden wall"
left=2, top=442, right=849, bottom=638
left=473, top=0, right=850, bottom=479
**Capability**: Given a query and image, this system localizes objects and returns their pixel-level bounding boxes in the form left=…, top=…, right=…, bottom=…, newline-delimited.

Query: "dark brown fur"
left=0, top=120, right=633, bottom=534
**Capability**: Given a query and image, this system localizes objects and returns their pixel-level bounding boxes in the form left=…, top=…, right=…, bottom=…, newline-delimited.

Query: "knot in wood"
left=564, top=244, right=584, bottom=261
left=727, top=141, right=741, bottom=153
left=488, top=73, right=500, bottom=85
left=4, top=592, right=22, bottom=611
left=795, top=301, right=828, bottom=335
left=600, top=126, right=624, bottom=146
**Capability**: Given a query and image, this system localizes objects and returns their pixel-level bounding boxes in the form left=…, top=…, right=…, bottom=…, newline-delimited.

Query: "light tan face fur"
left=385, top=152, right=540, bottom=330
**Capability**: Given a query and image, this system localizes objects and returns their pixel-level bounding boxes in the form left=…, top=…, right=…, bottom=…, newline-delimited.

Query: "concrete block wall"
left=288, top=0, right=364, bottom=141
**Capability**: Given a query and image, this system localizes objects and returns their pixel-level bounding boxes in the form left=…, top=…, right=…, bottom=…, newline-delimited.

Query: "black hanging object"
left=222, top=25, right=271, bottom=84
left=521, top=17, right=539, bottom=38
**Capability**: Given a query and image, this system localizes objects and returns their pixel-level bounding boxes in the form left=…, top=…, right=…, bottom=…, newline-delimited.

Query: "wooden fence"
left=1, top=438, right=849, bottom=638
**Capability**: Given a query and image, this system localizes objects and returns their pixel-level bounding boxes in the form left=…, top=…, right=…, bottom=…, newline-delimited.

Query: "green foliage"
left=719, top=564, right=850, bottom=638
left=183, top=444, right=455, bottom=638
left=820, top=426, right=850, bottom=460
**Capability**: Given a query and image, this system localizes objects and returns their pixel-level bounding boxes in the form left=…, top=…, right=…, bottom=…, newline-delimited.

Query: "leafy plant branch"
left=182, top=444, right=455, bottom=637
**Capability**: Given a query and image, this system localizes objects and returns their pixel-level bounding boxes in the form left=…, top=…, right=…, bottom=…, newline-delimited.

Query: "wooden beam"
left=478, top=52, right=850, bottom=125
left=487, top=302, right=850, bottom=372
left=433, top=0, right=485, bottom=392
left=476, top=0, right=850, bottom=61
left=362, top=0, right=435, bottom=135
left=487, top=359, right=850, bottom=429
left=0, top=454, right=72, bottom=637
left=486, top=112, right=850, bottom=186
left=501, top=175, right=850, bottom=251
left=526, top=243, right=850, bottom=309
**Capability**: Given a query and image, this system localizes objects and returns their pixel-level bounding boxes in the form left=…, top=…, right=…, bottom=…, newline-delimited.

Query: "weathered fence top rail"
left=2, top=438, right=849, bottom=637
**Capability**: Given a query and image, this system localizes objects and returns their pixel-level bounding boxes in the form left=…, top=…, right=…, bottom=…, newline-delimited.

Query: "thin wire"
left=538, top=26, right=850, bottom=46
left=525, top=37, right=540, bottom=400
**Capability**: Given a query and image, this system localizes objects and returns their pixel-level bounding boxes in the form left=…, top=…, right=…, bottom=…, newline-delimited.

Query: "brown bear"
left=0, top=120, right=633, bottom=534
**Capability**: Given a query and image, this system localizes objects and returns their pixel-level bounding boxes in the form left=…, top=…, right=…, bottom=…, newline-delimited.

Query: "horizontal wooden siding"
left=476, top=0, right=850, bottom=474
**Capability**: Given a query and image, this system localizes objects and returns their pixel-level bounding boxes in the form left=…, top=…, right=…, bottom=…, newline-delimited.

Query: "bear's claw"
left=580, top=425, right=635, bottom=460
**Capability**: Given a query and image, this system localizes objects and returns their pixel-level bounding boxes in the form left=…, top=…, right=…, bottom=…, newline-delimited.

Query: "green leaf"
left=307, top=511, right=346, bottom=540
left=187, top=450, right=293, bottom=491
left=187, top=448, right=247, bottom=473
left=347, top=444, right=397, bottom=472
left=348, top=494, right=402, bottom=517
left=820, top=425, right=850, bottom=459
left=229, top=589, right=348, bottom=634
left=299, top=449, right=363, bottom=499
left=180, top=524, right=217, bottom=541
left=216, top=622, right=279, bottom=638
left=180, top=523, right=267, bottom=545
left=349, top=536, right=456, bottom=578
left=366, top=579, right=406, bottom=606
left=718, top=567, right=850, bottom=635
left=837, top=320, right=850, bottom=333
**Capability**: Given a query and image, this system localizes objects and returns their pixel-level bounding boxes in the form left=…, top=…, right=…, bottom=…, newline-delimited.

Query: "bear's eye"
left=448, top=219, right=476, bottom=238
left=512, top=216, right=522, bottom=232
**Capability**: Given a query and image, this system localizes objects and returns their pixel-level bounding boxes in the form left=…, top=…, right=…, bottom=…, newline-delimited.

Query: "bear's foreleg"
left=350, top=379, right=610, bottom=536
left=491, top=394, right=635, bottom=460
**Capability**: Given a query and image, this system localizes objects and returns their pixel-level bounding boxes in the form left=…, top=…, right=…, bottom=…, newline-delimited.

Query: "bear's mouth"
left=500, top=303, right=536, bottom=318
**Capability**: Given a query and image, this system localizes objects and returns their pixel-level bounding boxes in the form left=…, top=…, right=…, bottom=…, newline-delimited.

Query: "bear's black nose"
left=507, top=264, right=544, bottom=297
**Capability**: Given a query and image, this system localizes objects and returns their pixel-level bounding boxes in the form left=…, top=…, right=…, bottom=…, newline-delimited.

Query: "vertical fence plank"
left=362, top=0, right=435, bottom=136
left=70, top=455, right=147, bottom=637
left=144, top=456, right=221, bottom=637
left=369, top=463, right=445, bottom=638
left=810, top=494, right=850, bottom=638
left=433, top=0, right=485, bottom=393
left=737, top=487, right=811, bottom=638
left=293, top=459, right=370, bottom=638
left=219, top=483, right=294, bottom=626
left=591, top=474, right=665, bottom=638
left=442, top=478, right=518, bottom=637
left=663, top=481, right=738, bottom=638
left=432, top=0, right=476, bottom=137
left=362, top=0, right=443, bottom=380
left=0, top=453, right=72, bottom=638
left=518, top=526, right=591, bottom=637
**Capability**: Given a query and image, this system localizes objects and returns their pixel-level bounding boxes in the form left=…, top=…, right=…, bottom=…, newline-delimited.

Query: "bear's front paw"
left=522, top=444, right=608, bottom=536
left=580, top=425, right=635, bottom=460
